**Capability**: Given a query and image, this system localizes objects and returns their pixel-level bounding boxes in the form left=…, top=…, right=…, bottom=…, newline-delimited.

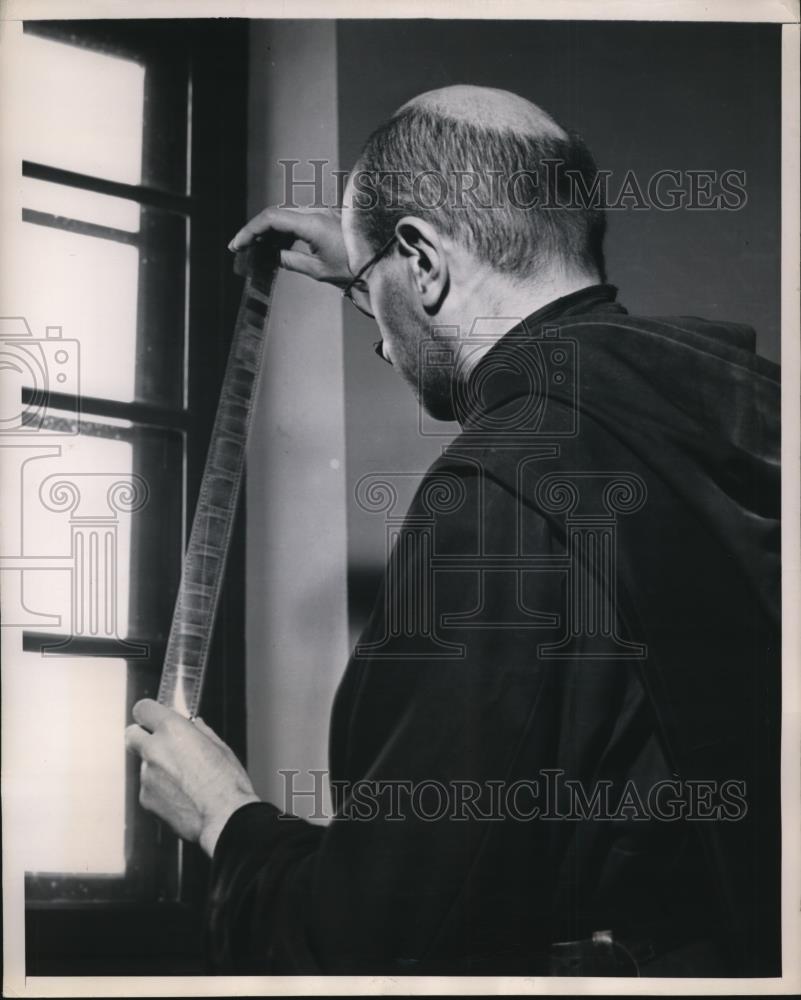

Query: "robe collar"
left=456, top=282, right=625, bottom=429
left=504, top=281, right=624, bottom=329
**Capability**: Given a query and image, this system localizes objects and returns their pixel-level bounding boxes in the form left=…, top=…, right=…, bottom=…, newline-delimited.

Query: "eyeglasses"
left=341, top=233, right=397, bottom=318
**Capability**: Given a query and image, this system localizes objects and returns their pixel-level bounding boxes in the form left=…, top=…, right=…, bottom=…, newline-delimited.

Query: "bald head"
left=400, top=85, right=566, bottom=141
left=349, top=85, right=606, bottom=283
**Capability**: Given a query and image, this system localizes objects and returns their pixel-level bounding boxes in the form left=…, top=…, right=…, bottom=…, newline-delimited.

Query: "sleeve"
left=206, top=801, right=325, bottom=973
left=205, top=458, right=567, bottom=974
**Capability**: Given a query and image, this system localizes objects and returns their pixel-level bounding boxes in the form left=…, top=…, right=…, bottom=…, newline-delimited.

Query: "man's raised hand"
left=228, top=206, right=352, bottom=287
left=125, top=699, right=260, bottom=858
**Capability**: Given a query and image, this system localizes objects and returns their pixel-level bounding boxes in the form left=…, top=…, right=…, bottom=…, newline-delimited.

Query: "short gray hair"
left=350, top=104, right=607, bottom=281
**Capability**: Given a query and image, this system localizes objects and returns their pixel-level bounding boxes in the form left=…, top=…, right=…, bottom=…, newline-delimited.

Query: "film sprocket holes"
left=0, top=318, right=80, bottom=435
left=418, top=320, right=579, bottom=439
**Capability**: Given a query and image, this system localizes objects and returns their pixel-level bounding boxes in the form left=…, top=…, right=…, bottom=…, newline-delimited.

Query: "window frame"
left=21, top=18, right=249, bottom=974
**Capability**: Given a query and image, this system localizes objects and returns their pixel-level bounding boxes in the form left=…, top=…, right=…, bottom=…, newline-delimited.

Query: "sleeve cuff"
left=212, top=799, right=284, bottom=864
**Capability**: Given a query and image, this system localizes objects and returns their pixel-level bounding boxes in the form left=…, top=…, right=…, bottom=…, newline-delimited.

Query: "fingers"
left=131, top=700, right=226, bottom=752
left=279, top=248, right=324, bottom=279
left=228, top=207, right=324, bottom=252
left=136, top=746, right=183, bottom=818
left=125, top=722, right=176, bottom=767
left=125, top=723, right=151, bottom=759
left=132, top=698, right=188, bottom=734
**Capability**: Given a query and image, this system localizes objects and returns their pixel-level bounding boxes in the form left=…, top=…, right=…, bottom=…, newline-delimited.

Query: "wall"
left=245, top=20, right=348, bottom=816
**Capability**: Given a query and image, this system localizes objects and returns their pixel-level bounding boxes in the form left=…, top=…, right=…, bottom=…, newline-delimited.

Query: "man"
left=125, top=86, right=781, bottom=976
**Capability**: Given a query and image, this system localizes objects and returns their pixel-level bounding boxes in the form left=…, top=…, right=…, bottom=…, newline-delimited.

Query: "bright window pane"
left=22, top=177, right=141, bottom=233
left=8, top=651, right=127, bottom=875
left=18, top=422, right=134, bottom=639
left=9, top=221, right=138, bottom=402
left=20, top=32, right=144, bottom=185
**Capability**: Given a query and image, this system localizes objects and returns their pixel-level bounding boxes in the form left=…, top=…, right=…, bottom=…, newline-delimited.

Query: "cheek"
left=373, top=273, right=419, bottom=363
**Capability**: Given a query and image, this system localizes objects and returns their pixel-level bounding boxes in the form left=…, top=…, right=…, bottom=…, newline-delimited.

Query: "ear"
left=394, top=216, right=449, bottom=313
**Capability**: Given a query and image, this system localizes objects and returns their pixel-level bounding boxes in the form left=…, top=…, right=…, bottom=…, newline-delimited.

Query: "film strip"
left=157, top=240, right=282, bottom=718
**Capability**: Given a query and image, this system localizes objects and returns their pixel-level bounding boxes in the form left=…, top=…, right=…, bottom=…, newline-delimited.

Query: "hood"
left=456, top=288, right=781, bottom=628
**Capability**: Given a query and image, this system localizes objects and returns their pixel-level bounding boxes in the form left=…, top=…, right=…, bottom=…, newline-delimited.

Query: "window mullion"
left=22, top=160, right=194, bottom=216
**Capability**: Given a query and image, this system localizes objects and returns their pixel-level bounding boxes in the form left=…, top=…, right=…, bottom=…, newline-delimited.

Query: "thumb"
left=279, top=248, right=325, bottom=279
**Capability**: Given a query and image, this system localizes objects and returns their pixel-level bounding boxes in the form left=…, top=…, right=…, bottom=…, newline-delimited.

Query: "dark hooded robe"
left=206, top=285, right=781, bottom=977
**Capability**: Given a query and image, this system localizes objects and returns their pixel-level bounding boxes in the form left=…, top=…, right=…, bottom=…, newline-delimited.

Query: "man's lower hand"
left=125, top=699, right=260, bottom=857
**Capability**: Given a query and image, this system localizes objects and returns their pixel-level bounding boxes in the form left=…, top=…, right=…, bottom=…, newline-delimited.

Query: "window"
left=3, top=19, right=249, bottom=973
